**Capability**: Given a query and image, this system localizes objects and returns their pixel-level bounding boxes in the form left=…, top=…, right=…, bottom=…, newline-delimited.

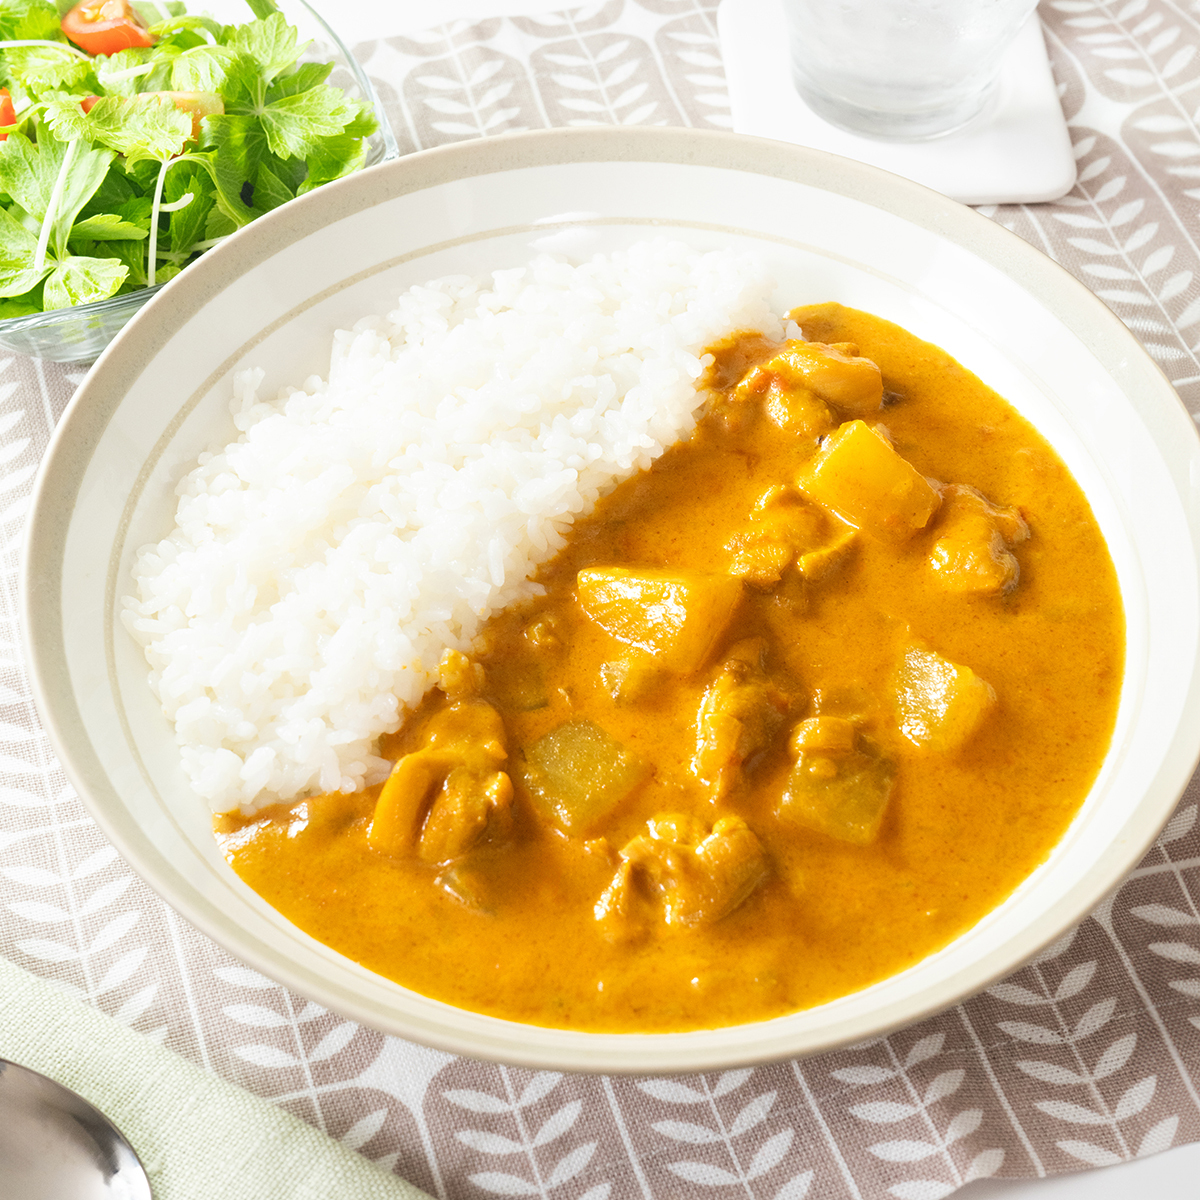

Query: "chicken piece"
left=521, top=717, right=652, bottom=834
left=895, top=644, right=996, bottom=752
left=437, top=647, right=484, bottom=699
left=703, top=329, right=782, bottom=391
left=725, top=486, right=857, bottom=592
left=796, top=524, right=857, bottom=582
left=367, top=748, right=448, bottom=856
left=762, top=381, right=836, bottom=437
left=691, top=654, right=790, bottom=801
left=577, top=566, right=743, bottom=675
left=725, top=486, right=823, bottom=586
left=798, top=420, right=941, bottom=544
left=594, top=813, right=770, bottom=936
left=777, top=717, right=894, bottom=845
left=419, top=766, right=514, bottom=865
left=789, top=714, right=857, bottom=754
left=368, top=694, right=513, bottom=865
left=733, top=339, right=883, bottom=416
left=928, top=484, right=1029, bottom=596
left=524, top=612, right=562, bottom=649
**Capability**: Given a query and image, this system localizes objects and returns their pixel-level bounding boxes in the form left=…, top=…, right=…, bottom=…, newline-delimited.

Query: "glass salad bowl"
left=0, top=0, right=398, bottom=363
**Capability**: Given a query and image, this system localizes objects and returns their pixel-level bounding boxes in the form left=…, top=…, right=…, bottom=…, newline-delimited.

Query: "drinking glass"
left=784, top=0, right=1040, bottom=142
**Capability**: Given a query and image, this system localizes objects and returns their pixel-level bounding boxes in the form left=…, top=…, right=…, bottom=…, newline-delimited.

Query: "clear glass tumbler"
left=785, top=0, right=1040, bottom=142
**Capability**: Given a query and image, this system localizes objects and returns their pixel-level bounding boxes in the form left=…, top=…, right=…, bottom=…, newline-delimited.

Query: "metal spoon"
left=0, top=1058, right=152, bottom=1199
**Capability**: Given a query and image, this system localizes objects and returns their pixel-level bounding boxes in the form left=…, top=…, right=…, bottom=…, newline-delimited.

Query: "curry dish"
left=216, top=304, right=1124, bottom=1032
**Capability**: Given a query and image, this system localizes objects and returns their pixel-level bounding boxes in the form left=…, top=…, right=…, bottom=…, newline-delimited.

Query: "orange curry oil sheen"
left=215, top=304, right=1124, bottom=1033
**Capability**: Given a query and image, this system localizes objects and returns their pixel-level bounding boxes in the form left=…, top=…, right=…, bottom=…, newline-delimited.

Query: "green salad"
left=0, top=0, right=378, bottom=318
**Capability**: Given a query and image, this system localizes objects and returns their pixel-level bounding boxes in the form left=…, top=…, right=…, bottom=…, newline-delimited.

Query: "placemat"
left=3, top=2, right=1200, bottom=1198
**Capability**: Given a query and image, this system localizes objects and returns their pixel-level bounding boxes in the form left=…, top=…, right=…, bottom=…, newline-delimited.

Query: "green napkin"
left=0, top=956, right=430, bottom=1200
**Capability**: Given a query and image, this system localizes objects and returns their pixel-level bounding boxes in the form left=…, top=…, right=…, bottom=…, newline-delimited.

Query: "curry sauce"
left=216, top=304, right=1124, bottom=1032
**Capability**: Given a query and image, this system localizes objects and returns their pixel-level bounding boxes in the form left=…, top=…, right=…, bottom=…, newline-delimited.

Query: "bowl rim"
left=22, top=125, right=1200, bottom=1071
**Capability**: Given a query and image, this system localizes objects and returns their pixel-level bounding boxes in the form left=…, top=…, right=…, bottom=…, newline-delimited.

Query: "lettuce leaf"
left=87, top=236, right=147, bottom=290
left=86, top=94, right=192, bottom=165
left=0, top=1, right=61, bottom=43
left=0, top=202, right=50, bottom=295
left=253, top=81, right=351, bottom=160
left=4, top=42, right=91, bottom=93
left=169, top=42, right=238, bottom=93
left=201, top=112, right=262, bottom=225
left=0, top=288, right=44, bottom=318
left=70, top=212, right=148, bottom=240
left=42, top=253, right=127, bottom=308
left=231, top=11, right=304, bottom=87
left=0, top=126, right=114, bottom=258
left=163, top=162, right=211, bottom=256
left=93, top=47, right=159, bottom=98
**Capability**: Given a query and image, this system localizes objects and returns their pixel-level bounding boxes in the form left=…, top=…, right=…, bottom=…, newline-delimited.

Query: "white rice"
left=122, top=239, right=781, bottom=814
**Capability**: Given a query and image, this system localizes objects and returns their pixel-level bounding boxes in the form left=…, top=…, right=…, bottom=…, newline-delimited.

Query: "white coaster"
left=718, top=0, right=1077, bottom=206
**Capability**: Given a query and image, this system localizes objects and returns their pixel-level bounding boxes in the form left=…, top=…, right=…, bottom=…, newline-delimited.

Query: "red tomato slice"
left=0, top=88, right=14, bottom=142
left=62, top=0, right=155, bottom=56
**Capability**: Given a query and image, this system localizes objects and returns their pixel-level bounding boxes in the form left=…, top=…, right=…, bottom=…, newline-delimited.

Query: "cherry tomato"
left=0, top=89, right=15, bottom=142
left=61, top=0, right=155, bottom=56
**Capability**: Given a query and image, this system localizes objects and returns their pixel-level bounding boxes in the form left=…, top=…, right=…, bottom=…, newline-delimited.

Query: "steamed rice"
left=122, top=240, right=781, bottom=814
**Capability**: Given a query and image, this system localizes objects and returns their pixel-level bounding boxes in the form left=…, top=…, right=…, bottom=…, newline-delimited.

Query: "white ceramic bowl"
left=23, top=128, right=1200, bottom=1071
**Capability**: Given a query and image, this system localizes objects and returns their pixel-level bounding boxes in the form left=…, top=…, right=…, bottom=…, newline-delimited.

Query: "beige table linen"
left=3, top=2, right=1200, bottom=1198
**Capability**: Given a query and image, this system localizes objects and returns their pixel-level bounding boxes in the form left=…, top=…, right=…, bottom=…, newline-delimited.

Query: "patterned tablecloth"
left=4, top=2, right=1200, bottom=1198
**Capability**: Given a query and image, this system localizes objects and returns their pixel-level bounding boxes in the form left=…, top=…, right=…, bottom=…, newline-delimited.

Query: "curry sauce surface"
left=216, top=305, right=1123, bottom=1032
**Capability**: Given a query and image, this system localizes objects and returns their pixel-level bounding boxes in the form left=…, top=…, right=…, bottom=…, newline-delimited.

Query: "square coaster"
left=718, top=0, right=1077, bottom=205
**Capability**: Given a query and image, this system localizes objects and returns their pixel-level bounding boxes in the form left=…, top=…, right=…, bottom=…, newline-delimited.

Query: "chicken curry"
left=216, top=304, right=1124, bottom=1032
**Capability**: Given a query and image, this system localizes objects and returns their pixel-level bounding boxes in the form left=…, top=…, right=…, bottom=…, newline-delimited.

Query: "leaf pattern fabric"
left=2, top=2, right=1200, bottom=1198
